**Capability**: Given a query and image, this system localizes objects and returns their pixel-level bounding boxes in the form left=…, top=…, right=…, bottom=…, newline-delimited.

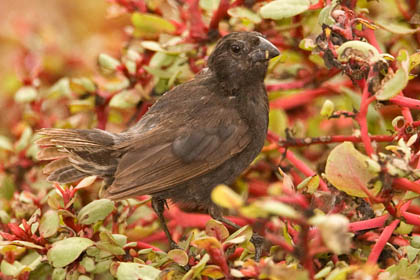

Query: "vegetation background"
left=1, top=0, right=420, bottom=279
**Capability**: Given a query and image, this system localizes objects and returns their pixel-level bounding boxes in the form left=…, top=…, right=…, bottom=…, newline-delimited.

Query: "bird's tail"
left=37, top=128, right=120, bottom=184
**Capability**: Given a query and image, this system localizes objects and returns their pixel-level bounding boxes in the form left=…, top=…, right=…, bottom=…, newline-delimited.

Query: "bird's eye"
left=230, top=44, right=241, bottom=54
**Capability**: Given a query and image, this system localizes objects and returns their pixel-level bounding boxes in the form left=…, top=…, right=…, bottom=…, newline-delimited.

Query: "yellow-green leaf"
left=260, top=0, right=310, bottom=20
left=131, top=13, right=176, bottom=38
left=325, top=142, right=380, bottom=197
left=211, top=184, right=243, bottom=209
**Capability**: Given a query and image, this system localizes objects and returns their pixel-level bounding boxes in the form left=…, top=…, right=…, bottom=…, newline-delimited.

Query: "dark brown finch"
left=37, top=32, right=279, bottom=258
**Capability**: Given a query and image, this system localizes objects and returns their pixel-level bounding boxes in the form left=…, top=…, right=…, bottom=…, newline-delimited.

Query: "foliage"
left=1, top=0, right=420, bottom=279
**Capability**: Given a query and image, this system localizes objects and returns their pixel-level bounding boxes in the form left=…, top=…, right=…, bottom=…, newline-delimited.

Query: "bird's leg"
left=151, top=197, right=179, bottom=249
left=209, top=204, right=264, bottom=260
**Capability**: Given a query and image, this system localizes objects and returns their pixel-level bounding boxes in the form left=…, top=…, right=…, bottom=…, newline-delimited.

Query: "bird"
left=37, top=31, right=280, bottom=258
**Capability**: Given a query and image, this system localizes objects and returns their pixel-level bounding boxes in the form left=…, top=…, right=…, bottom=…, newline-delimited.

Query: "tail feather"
left=37, top=128, right=121, bottom=184
left=37, top=147, right=67, bottom=161
left=47, top=166, right=87, bottom=183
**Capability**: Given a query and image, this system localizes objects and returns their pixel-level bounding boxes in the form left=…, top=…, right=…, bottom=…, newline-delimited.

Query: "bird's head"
left=208, top=32, right=280, bottom=90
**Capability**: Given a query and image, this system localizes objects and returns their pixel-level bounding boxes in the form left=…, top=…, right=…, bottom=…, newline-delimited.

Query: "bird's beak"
left=251, top=36, right=280, bottom=63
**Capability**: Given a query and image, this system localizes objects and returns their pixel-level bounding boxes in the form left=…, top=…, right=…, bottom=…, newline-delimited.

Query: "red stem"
left=269, top=88, right=330, bottom=110
left=355, top=82, right=375, bottom=156
left=402, top=211, right=420, bottom=226
left=96, top=104, right=108, bottom=130
left=188, top=0, right=208, bottom=42
left=301, top=225, right=314, bottom=278
left=348, top=214, right=389, bottom=232
left=362, top=28, right=382, bottom=53
left=390, top=95, right=420, bottom=110
left=367, top=219, right=400, bottom=264
left=265, top=232, right=294, bottom=253
left=266, top=76, right=313, bottom=91
left=395, top=0, right=412, bottom=21
left=208, top=0, right=230, bottom=32
left=267, top=131, right=329, bottom=191
left=136, top=241, right=163, bottom=252
left=393, top=178, right=420, bottom=194
left=278, top=135, right=395, bottom=147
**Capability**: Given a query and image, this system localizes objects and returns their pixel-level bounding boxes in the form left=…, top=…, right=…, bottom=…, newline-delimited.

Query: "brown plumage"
left=38, top=32, right=279, bottom=257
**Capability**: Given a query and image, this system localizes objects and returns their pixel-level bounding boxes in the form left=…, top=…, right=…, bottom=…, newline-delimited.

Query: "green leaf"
left=325, top=142, right=380, bottom=197
left=200, top=0, right=220, bottom=13
left=337, top=40, right=380, bottom=63
left=168, top=249, right=189, bottom=266
left=211, top=184, right=244, bottom=209
left=314, top=266, right=332, bottom=279
left=52, top=268, right=66, bottom=280
left=297, top=175, right=320, bottom=194
left=268, top=109, right=288, bottom=137
left=75, top=175, right=97, bottom=190
left=39, top=210, right=60, bottom=238
left=15, top=126, right=33, bottom=152
left=192, top=236, right=222, bottom=250
left=69, top=96, right=95, bottom=113
left=80, top=256, right=96, bottom=273
left=77, top=199, right=115, bottom=225
left=0, top=260, right=26, bottom=277
left=48, top=78, right=71, bottom=98
left=406, top=246, right=420, bottom=263
left=98, top=53, right=121, bottom=74
left=0, top=135, right=12, bottom=151
left=258, top=200, right=300, bottom=219
left=376, top=19, right=420, bottom=35
left=48, top=237, right=94, bottom=268
left=228, top=7, right=262, bottom=24
left=311, top=214, right=351, bottom=255
left=201, top=265, right=225, bottom=279
left=409, top=52, right=420, bottom=71
left=116, top=262, right=161, bottom=280
left=109, top=90, right=141, bottom=109
left=411, top=235, right=420, bottom=249
left=140, top=41, right=167, bottom=53
left=318, top=4, right=335, bottom=26
left=96, top=232, right=126, bottom=256
left=205, top=219, right=229, bottom=242
left=325, top=266, right=353, bottom=280
left=299, top=38, right=316, bottom=51
left=181, top=254, right=210, bottom=280
left=260, top=0, right=310, bottom=20
left=387, top=258, right=420, bottom=279
left=15, top=86, right=37, bottom=103
left=0, top=175, right=15, bottom=200
left=320, top=99, right=335, bottom=118
left=224, top=225, right=253, bottom=245
left=395, top=221, right=413, bottom=235
left=131, top=13, right=176, bottom=38
left=376, top=50, right=409, bottom=100
left=71, top=77, right=96, bottom=93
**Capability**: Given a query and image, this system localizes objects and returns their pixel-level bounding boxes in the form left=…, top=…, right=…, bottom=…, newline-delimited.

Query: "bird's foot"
left=250, top=233, right=265, bottom=261
left=170, top=241, right=182, bottom=250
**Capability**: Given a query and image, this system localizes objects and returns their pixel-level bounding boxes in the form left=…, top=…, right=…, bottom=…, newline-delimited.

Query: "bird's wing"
left=104, top=101, right=250, bottom=200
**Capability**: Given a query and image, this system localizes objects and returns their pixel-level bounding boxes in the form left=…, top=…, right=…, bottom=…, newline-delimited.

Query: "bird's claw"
left=251, top=233, right=265, bottom=261
left=170, top=241, right=182, bottom=250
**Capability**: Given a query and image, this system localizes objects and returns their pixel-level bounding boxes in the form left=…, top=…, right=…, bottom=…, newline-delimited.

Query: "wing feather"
left=104, top=108, right=250, bottom=200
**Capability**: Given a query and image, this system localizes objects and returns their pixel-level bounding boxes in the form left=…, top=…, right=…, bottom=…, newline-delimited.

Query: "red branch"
left=208, top=0, right=230, bottom=33
left=355, top=82, right=375, bottom=156
left=278, top=135, right=395, bottom=147
left=267, top=131, right=329, bottom=191
left=136, top=241, right=163, bottom=252
left=188, top=0, right=208, bottom=42
left=393, top=178, right=420, bottom=194
left=390, top=95, right=420, bottom=110
left=348, top=215, right=389, bottom=232
left=367, top=219, right=400, bottom=264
